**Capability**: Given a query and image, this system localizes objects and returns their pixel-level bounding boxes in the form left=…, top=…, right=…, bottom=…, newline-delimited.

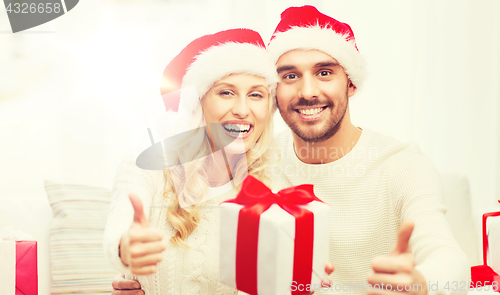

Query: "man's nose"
left=298, top=74, right=320, bottom=100
left=231, top=96, right=250, bottom=118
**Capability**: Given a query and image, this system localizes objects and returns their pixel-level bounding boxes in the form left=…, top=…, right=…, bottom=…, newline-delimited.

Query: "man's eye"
left=283, top=73, right=297, bottom=80
left=319, top=71, right=331, bottom=76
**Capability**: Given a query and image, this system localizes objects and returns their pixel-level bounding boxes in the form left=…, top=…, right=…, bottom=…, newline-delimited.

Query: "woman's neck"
left=206, top=150, right=242, bottom=187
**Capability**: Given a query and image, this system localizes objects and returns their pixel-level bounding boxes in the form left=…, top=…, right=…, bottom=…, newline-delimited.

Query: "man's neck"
left=292, top=119, right=362, bottom=164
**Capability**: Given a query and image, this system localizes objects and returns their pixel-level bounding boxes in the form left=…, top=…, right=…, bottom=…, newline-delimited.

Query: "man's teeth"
left=224, top=124, right=251, bottom=133
left=298, top=107, right=323, bottom=115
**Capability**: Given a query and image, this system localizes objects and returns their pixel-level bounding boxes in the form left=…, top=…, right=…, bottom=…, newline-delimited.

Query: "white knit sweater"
left=271, top=127, right=470, bottom=295
left=104, top=127, right=470, bottom=295
left=103, top=158, right=241, bottom=295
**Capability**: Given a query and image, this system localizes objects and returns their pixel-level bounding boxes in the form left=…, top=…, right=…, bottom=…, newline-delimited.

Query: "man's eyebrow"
left=315, top=61, right=340, bottom=68
left=276, top=65, right=296, bottom=73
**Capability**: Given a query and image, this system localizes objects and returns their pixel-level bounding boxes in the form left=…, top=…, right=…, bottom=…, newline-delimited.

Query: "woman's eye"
left=219, top=90, right=232, bottom=96
left=318, top=71, right=331, bottom=77
left=249, top=93, right=264, bottom=99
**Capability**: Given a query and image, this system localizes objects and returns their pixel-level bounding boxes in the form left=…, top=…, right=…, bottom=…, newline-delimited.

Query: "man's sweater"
left=271, top=127, right=470, bottom=294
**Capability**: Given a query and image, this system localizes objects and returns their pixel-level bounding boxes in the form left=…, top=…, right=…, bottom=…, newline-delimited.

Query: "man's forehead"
left=276, top=49, right=340, bottom=70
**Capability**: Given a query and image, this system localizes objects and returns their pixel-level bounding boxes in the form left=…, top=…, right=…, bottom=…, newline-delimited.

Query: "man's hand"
left=119, top=194, right=167, bottom=275
left=111, top=274, right=144, bottom=295
left=308, top=262, right=334, bottom=294
left=367, top=221, right=428, bottom=295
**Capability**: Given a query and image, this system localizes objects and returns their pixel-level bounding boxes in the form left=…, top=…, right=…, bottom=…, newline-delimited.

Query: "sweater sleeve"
left=389, top=145, right=470, bottom=295
left=103, top=157, right=163, bottom=275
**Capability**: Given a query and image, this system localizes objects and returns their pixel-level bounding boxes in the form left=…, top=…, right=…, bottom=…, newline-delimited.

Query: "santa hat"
left=160, top=28, right=278, bottom=107
left=145, top=29, right=278, bottom=151
left=267, top=5, right=366, bottom=88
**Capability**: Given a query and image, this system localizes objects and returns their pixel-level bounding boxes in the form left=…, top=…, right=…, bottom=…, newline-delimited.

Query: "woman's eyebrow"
left=250, top=85, right=267, bottom=91
left=213, top=82, right=235, bottom=88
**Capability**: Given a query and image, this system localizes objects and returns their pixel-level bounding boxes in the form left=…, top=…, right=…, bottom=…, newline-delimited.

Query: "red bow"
left=470, top=201, right=500, bottom=291
left=223, top=175, right=322, bottom=295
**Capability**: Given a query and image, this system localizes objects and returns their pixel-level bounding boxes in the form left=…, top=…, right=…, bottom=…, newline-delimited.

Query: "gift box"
left=471, top=202, right=500, bottom=292
left=0, top=227, right=38, bottom=295
left=219, top=176, right=330, bottom=295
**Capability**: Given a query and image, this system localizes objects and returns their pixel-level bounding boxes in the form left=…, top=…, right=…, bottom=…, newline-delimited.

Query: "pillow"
left=45, top=181, right=118, bottom=294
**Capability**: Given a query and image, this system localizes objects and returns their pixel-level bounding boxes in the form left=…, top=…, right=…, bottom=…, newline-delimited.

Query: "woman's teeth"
left=298, top=107, right=324, bottom=115
left=223, top=124, right=251, bottom=134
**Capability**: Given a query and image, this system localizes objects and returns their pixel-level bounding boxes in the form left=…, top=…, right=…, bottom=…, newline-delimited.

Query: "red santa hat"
left=160, top=28, right=278, bottom=109
left=267, top=5, right=366, bottom=88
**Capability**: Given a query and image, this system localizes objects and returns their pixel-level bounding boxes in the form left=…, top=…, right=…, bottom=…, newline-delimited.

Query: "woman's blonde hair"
left=163, top=80, right=278, bottom=249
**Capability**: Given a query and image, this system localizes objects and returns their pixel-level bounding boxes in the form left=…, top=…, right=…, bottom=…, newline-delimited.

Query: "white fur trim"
left=268, top=25, right=367, bottom=88
left=182, top=42, right=279, bottom=99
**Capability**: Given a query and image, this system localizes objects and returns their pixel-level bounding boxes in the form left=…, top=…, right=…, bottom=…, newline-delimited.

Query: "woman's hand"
left=111, top=274, right=144, bottom=295
left=309, top=262, right=334, bottom=294
left=119, top=194, right=167, bottom=275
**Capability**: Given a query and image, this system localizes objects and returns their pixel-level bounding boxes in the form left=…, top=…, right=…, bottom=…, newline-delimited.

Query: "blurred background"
left=0, top=0, right=499, bottom=213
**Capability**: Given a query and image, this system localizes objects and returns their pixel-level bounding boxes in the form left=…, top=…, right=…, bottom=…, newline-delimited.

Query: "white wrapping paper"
left=487, top=216, right=500, bottom=274
left=0, top=226, right=34, bottom=295
left=0, top=240, right=16, bottom=295
left=220, top=201, right=330, bottom=295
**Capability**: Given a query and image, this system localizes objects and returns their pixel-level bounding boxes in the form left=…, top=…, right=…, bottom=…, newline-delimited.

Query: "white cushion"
left=45, top=181, right=118, bottom=294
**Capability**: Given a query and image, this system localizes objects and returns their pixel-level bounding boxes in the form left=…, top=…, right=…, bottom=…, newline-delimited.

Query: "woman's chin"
left=221, top=139, right=248, bottom=155
left=217, top=138, right=258, bottom=156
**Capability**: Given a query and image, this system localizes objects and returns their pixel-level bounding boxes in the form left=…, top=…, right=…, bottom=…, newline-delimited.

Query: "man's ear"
left=347, top=79, right=357, bottom=98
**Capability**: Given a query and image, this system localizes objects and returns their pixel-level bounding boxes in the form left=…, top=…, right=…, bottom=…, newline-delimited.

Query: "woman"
left=103, top=29, right=279, bottom=294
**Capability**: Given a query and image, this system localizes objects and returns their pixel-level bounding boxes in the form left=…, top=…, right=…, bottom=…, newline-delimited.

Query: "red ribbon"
left=223, top=175, right=323, bottom=295
left=482, top=202, right=500, bottom=265
left=470, top=201, right=500, bottom=291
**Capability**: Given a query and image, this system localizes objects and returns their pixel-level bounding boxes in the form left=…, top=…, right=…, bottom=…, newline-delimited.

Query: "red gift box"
left=0, top=240, right=38, bottom=295
left=471, top=201, right=500, bottom=292
left=219, top=176, right=330, bottom=295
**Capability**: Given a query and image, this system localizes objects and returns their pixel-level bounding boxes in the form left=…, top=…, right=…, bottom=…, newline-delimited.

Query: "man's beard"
left=277, top=89, right=348, bottom=143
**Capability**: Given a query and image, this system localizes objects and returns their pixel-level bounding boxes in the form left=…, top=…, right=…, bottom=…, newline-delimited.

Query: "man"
left=265, top=5, right=469, bottom=295
left=112, top=5, right=469, bottom=295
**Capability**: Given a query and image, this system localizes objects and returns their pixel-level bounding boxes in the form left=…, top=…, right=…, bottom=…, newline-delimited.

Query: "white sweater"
left=103, top=158, right=241, bottom=295
left=271, top=128, right=470, bottom=295
left=104, top=127, right=470, bottom=295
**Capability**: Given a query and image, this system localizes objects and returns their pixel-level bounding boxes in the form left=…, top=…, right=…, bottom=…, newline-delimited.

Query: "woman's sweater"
left=103, top=158, right=240, bottom=295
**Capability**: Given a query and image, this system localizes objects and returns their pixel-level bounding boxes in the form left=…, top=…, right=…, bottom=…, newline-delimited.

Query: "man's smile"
left=294, top=106, right=328, bottom=120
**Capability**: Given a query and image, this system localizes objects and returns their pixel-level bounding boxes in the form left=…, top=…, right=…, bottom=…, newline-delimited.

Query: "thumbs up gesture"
left=119, top=194, right=167, bottom=275
left=367, top=221, right=428, bottom=295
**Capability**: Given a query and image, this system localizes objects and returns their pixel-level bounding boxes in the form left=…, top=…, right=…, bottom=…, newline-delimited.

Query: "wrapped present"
left=219, top=176, right=330, bottom=295
left=0, top=226, right=38, bottom=295
left=471, top=202, right=500, bottom=291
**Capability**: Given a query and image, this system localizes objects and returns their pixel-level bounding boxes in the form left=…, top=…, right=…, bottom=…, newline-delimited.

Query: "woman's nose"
left=231, top=97, right=250, bottom=118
